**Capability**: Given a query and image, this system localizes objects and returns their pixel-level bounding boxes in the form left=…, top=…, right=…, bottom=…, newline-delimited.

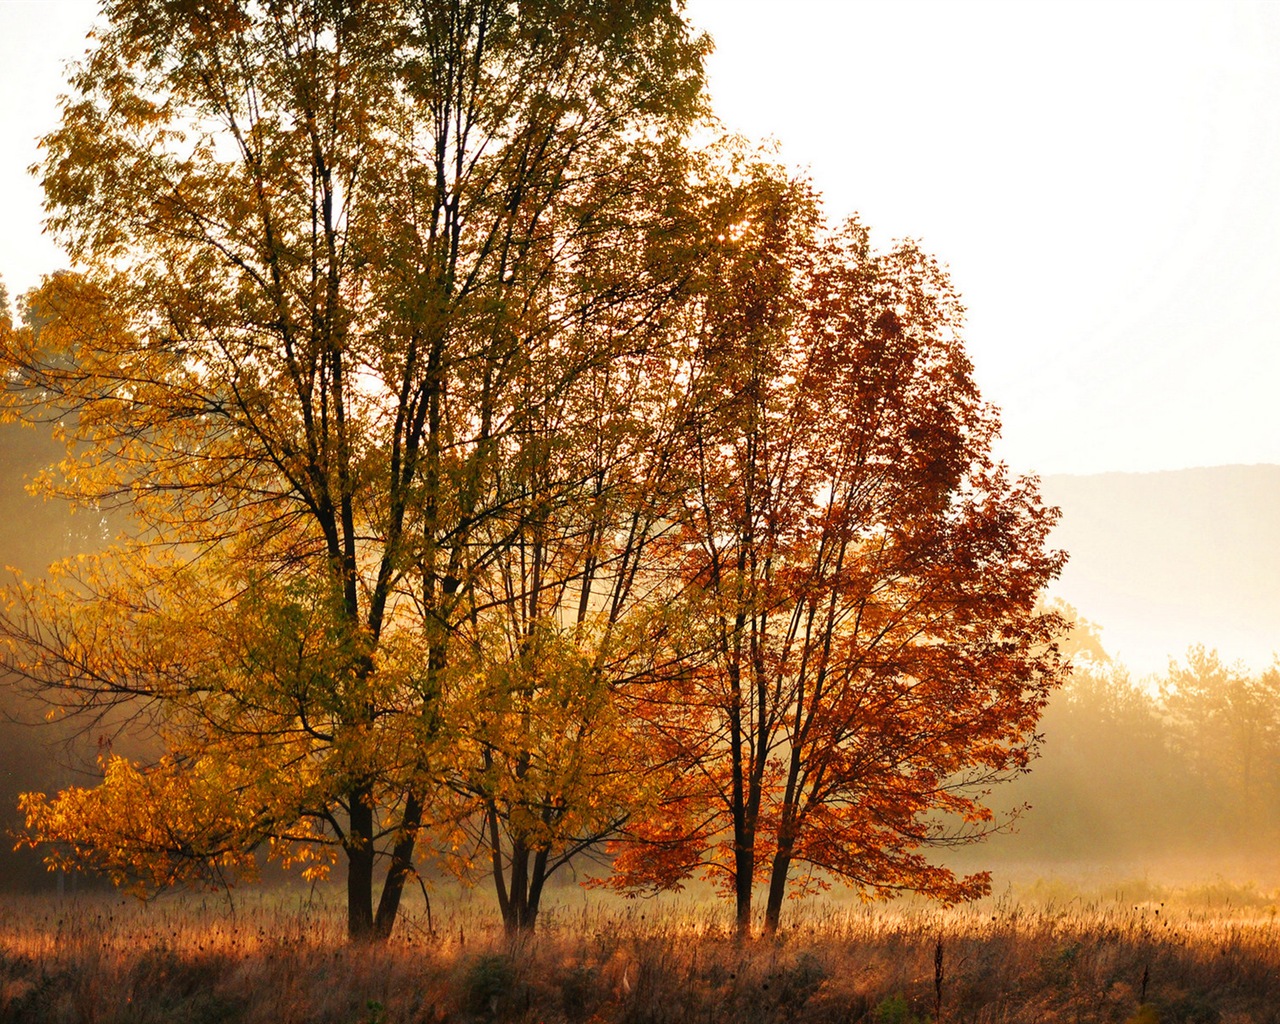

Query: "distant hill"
left=1039, top=464, right=1280, bottom=676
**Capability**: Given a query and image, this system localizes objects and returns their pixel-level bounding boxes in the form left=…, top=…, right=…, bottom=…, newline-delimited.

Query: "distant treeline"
left=983, top=635, right=1280, bottom=862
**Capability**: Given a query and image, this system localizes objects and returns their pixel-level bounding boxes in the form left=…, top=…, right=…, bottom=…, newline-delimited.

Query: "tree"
left=610, top=201, right=1068, bottom=936
left=439, top=299, right=700, bottom=933
left=1160, top=645, right=1280, bottom=836
left=1, top=0, right=707, bottom=941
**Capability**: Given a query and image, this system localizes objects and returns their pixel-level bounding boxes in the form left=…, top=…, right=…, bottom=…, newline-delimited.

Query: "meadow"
left=1, top=876, right=1277, bottom=1024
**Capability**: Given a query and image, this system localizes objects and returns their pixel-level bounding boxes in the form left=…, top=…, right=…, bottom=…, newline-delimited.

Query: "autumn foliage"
left=0, top=0, right=1066, bottom=940
left=603, top=180, right=1065, bottom=935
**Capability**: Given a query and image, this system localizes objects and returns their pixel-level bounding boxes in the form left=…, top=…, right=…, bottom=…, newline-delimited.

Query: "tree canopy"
left=2, top=0, right=1067, bottom=940
left=604, top=176, right=1065, bottom=935
left=2, top=0, right=710, bottom=940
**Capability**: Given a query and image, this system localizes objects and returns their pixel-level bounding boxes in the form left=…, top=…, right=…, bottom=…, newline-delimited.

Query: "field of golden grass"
left=1, top=879, right=1277, bottom=1023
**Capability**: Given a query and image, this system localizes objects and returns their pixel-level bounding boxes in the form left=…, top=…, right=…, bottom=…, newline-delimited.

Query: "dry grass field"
left=1, top=879, right=1277, bottom=1024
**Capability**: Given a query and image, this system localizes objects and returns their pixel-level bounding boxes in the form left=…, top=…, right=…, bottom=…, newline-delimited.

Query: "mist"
left=949, top=640, right=1280, bottom=893
left=0, top=420, right=125, bottom=892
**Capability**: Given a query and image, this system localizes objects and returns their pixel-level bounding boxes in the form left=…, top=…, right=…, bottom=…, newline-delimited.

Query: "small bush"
left=1038, top=941, right=1084, bottom=987
left=872, top=991, right=929, bottom=1024
left=557, top=963, right=597, bottom=1022
left=463, top=953, right=517, bottom=1019
left=1161, top=994, right=1222, bottom=1024
left=354, top=999, right=386, bottom=1024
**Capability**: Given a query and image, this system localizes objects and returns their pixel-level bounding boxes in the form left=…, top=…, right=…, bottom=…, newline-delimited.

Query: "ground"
left=0, top=878, right=1276, bottom=1023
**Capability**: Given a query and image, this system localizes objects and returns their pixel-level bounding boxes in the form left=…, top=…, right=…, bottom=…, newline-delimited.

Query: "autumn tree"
left=1, top=0, right=708, bottom=940
left=611, top=194, right=1068, bottom=936
left=604, top=158, right=820, bottom=935
left=435, top=281, right=704, bottom=933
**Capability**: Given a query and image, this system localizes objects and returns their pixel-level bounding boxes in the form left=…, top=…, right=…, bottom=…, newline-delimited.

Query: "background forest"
left=979, top=632, right=1280, bottom=867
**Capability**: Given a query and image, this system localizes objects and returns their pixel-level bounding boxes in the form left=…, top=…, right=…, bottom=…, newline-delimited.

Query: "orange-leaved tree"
left=611, top=206, right=1069, bottom=936
left=0, top=0, right=707, bottom=941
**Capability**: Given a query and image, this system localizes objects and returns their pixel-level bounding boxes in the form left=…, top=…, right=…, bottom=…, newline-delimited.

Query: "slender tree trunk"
left=507, top=838, right=529, bottom=936
left=486, top=800, right=512, bottom=924
left=488, top=801, right=554, bottom=934
left=764, top=727, right=807, bottom=936
left=499, top=847, right=551, bottom=933
left=489, top=825, right=555, bottom=935
left=346, top=784, right=376, bottom=940
left=524, top=847, right=550, bottom=931
left=733, top=836, right=754, bottom=937
left=373, top=792, right=424, bottom=939
left=728, top=661, right=754, bottom=937
left=763, top=846, right=792, bottom=936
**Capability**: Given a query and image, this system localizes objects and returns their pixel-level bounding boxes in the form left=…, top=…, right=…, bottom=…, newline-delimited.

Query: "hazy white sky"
left=685, top=0, right=1280, bottom=477
left=2, top=0, right=1279, bottom=477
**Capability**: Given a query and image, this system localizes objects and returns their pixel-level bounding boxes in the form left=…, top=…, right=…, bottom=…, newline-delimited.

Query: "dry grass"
left=1, top=883, right=1278, bottom=1024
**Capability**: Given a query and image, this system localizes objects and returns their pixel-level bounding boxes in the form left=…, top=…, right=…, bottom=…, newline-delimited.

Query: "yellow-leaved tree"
left=0, top=0, right=709, bottom=941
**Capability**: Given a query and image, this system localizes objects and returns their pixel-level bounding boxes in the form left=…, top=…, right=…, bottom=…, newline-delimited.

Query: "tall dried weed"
left=0, top=885, right=1277, bottom=1023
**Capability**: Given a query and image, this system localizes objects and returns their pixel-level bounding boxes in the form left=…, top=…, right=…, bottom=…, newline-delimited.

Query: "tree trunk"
left=513, top=846, right=551, bottom=934
left=346, top=785, right=376, bottom=940
left=499, top=839, right=552, bottom=935
left=727, top=658, right=754, bottom=938
left=764, top=732, right=806, bottom=936
left=490, top=826, right=555, bottom=935
left=733, top=834, right=755, bottom=937
left=762, top=846, right=792, bottom=936
left=530, top=847, right=550, bottom=909
left=505, top=838, right=529, bottom=936
left=373, top=792, right=424, bottom=940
